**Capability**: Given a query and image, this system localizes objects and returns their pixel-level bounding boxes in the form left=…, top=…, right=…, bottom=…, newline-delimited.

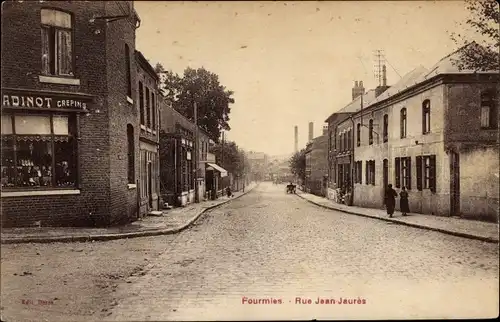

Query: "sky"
left=134, top=0, right=474, bottom=156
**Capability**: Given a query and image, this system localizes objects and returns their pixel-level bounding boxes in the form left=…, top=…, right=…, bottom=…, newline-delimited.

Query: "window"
left=146, top=87, right=151, bottom=128
left=400, top=108, right=407, bottom=138
left=125, top=44, right=132, bottom=98
left=365, top=160, right=375, bottom=185
left=347, top=129, right=351, bottom=150
left=416, top=155, right=436, bottom=192
left=152, top=92, right=156, bottom=130
left=401, top=157, right=411, bottom=189
left=395, top=156, right=411, bottom=189
left=343, top=131, right=347, bottom=151
left=139, top=82, right=145, bottom=125
left=356, top=161, right=362, bottom=183
left=422, top=100, right=431, bottom=134
left=383, top=114, right=388, bottom=142
left=1, top=113, right=77, bottom=189
left=127, top=124, right=134, bottom=184
left=339, top=133, right=343, bottom=151
left=356, top=123, right=361, bottom=147
left=480, top=90, right=498, bottom=129
left=41, top=9, right=73, bottom=76
left=369, top=119, right=374, bottom=145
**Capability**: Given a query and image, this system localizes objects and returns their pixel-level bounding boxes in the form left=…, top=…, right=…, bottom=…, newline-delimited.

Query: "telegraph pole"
left=193, top=102, right=199, bottom=203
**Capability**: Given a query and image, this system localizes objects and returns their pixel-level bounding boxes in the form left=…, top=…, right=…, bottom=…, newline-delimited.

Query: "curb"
left=296, top=193, right=499, bottom=244
left=1, top=184, right=259, bottom=244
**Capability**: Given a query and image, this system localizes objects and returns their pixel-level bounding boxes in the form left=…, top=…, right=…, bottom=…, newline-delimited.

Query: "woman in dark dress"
left=399, top=186, right=410, bottom=216
left=384, top=184, right=398, bottom=218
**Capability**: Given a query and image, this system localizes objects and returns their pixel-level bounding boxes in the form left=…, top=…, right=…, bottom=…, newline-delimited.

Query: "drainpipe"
left=349, top=115, right=355, bottom=204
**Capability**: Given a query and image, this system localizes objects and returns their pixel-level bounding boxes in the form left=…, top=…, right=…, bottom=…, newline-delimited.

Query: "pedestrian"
left=226, top=186, right=233, bottom=198
left=384, top=184, right=398, bottom=218
left=399, top=186, right=410, bottom=216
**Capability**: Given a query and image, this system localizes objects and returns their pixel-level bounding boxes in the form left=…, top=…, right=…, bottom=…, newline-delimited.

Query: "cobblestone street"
left=2, top=183, right=498, bottom=321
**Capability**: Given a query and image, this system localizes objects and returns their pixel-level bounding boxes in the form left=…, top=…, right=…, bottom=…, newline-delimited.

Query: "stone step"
left=147, top=211, right=164, bottom=217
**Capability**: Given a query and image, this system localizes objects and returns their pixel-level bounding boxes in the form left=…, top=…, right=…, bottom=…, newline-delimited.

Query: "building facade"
left=325, top=85, right=379, bottom=203
left=304, top=135, right=329, bottom=196
left=1, top=1, right=143, bottom=227
left=350, top=48, right=499, bottom=221
left=135, top=50, right=160, bottom=216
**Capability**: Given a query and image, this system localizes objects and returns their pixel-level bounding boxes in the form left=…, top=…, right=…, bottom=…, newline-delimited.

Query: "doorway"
left=148, top=161, right=153, bottom=209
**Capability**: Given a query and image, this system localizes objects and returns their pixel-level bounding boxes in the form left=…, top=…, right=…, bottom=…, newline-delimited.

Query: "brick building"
left=1, top=1, right=146, bottom=227
left=304, top=133, right=328, bottom=196
left=135, top=50, right=160, bottom=215
left=158, top=99, right=217, bottom=206
left=348, top=46, right=499, bottom=221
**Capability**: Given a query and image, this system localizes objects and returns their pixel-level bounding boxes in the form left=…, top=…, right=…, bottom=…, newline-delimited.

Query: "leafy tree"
left=209, top=141, right=248, bottom=178
left=450, top=0, right=499, bottom=71
left=289, top=149, right=306, bottom=183
left=155, top=63, right=234, bottom=142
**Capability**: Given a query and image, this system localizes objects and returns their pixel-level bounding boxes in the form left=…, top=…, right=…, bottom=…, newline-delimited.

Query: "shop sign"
left=2, top=93, right=88, bottom=110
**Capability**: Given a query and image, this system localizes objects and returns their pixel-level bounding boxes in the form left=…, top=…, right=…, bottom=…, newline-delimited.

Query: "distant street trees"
left=450, top=0, right=499, bottom=71
left=210, top=141, right=250, bottom=180
left=155, top=63, right=235, bottom=142
left=289, top=149, right=306, bottom=183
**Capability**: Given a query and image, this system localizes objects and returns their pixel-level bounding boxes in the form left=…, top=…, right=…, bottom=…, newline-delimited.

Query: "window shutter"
left=371, top=161, right=376, bottom=185
left=416, top=156, right=422, bottom=191
left=365, top=161, right=369, bottom=185
left=395, top=157, right=401, bottom=188
left=406, top=157, right=411, bottom=190
left=430, top=155, right=436, bottom=193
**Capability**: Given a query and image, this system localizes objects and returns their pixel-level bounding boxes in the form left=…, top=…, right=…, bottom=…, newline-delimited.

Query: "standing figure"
left=399, top=186, right=410, bottom=216
left=384, top=184, right=398, bottom=218
left=226, top=186, right=233, bottom=198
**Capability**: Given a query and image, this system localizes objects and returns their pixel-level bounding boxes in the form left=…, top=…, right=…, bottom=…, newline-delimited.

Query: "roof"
left=367, top=66, right=429, bottom=106
left=135, top=50, right=159, bottom=81
left=325, top=89, right=377, bottom=122
left=423, top=42, right=499, bottom=78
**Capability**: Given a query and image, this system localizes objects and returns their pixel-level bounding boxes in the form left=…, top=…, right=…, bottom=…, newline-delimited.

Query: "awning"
left=206, top=163, right=228, bottom=177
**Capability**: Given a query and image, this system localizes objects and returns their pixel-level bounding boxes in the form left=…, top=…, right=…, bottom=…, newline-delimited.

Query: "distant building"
left=304, top=134, right=328, bottom=196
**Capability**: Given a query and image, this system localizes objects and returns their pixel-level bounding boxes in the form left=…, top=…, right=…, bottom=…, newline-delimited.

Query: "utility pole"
left=193, top=102, right=199, bottom=203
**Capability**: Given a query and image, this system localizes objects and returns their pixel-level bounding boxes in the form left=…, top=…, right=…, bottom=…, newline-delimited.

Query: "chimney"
left=375, top=65, right=390, bottom=97
left=294, top=126, right=298, bottom=152
left=308, top=122, right=313, bottom=141
left=352, top=80, right=366, bottom=101
left=322, top=124, right=328, bottom=136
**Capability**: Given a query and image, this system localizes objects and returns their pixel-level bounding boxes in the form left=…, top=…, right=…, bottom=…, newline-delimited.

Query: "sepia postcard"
left=1, top=0, right=499, bottom=321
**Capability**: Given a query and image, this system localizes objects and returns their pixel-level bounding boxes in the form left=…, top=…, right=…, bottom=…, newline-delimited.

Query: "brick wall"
left=1, top=1, right=113, bottom=227
left=104, top=1, right=140, bottom=225
left=0, top=1, right=141, bottom=227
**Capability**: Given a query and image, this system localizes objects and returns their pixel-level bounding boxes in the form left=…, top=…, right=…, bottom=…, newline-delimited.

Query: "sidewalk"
left=1, top=183, right=258, bottom=244
left=296, top=189, right=499, bottom=243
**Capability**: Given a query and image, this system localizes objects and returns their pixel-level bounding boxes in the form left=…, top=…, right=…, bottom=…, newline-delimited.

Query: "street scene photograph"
left=0, top=0, right=499, bottom=321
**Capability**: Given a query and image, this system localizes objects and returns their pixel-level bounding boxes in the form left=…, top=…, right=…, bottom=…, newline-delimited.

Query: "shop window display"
left=1, top=113, right=77, bottom=189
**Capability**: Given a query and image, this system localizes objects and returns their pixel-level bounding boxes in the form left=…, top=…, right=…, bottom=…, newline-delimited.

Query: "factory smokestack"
left=294, top=126, right=298, bottom=153
left=308, top=122, right=313, bottom=142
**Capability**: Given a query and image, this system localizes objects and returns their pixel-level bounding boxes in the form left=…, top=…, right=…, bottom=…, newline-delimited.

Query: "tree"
left=289, top=149, right=306, bottom=183
left=450, top=0, right=499, bottom=71
left=209, top=141, right=247, bottom=177
left=155, top=63, right=235, bottom=142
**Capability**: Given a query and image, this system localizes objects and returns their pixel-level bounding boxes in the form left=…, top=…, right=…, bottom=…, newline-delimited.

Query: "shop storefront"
left=1, top=88, right=96, bottom=227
